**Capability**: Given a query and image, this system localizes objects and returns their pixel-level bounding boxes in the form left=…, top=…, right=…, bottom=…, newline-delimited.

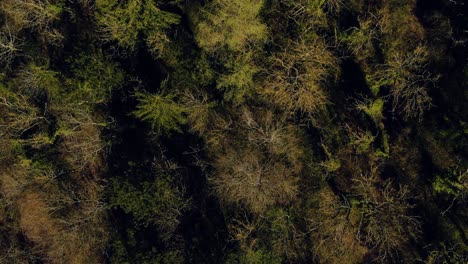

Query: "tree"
left=0, top=86, right=44, bottom=139
left=308, top=187, right=368, bottom=263
left=110, top=164, right=190, bottom=242
left=15, top=62, right=61, bottom=101
left=217, top=50, right=259, bottom=104
left=180, top=90, right=216, bottom=135
left=0, top=0, right=64, bottom=45
left=372, top=46, right=436, bottom=120
left=352, top=173, right=421, bottom=262
left=134, top=92, right=186, bottom=133
left=262, top=39, right=337, bottom=117
left=95, top=0, right=180, bottom=55
left=0, top=28, right=22, bottom=67
left=378, top=0, right=425, bottom=55
left=54, top=107, right=107, bottom=176
left=346, top=16, right=381, bottom=69
left=264, top=207, right=307, bottom=261
left=193, top=0, right=267, bottom=53
left=213, top=147, right=299, bottom=213
left=211, top=108, right=303, bottom=213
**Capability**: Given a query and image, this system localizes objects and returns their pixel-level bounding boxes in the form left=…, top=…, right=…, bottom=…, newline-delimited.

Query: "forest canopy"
left=0, top=0, right=467, bottom=263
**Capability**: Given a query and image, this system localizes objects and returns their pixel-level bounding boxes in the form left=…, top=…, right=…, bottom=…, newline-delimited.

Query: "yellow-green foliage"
left=346, top=17, right=380, bottom=67
left=95, top=0, right=180, bottom=54
left=349, top=129, right=375, bottom=155
left=320, top=144, right=341, bottom=173
left=134, top=92, right=186, bottom=133
left=357, top=98, right=384, bottom=124
left=433, top=168, right=466, bottom=197
left=194, top=0, right=267, bottom=52
left=217, top=51, right=258, bottom=104
left=15, top=63, right=61, bottom=100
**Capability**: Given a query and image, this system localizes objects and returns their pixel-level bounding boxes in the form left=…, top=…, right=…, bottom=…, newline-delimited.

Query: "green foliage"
left=110, top=232, right=185, bottom=264
left=67, top=51, right=124, bottom=103
left=226, top=249, right=282, bottom=264
left=110, top=175, right=187, bottom=228
left=134, top=92, right=186, bottom=133
left=264, top=207, right=306, bottom=260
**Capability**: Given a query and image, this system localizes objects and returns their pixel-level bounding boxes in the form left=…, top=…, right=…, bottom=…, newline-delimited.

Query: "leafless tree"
left=353, top=173, right=421, bottom=262
left=262, top=39, right=337, bottom=117
left=0, top=28, right=22, bottom=67
left=385, top=46, right=437, bottom=120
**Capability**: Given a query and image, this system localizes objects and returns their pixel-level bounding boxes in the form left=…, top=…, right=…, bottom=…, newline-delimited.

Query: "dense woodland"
left=0, top=0, right=467, bottom=263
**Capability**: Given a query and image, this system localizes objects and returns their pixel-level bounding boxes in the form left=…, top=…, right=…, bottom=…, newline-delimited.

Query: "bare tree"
left=211, top=108, right=303, bottom=213
left=55, top=107, right=107, bottom=177
left=352, top=173, right=421, bottom=262
left=0, top=28, right=22, bottom=67
left=0, top=89, right=44, bottom=138
left=384, top=46, right=437, bottom=120
left=0, top=0, right=63, bottom=45
left=309, top=187, right=368, bottom=263
left=262, top=39, right=337, bottom=117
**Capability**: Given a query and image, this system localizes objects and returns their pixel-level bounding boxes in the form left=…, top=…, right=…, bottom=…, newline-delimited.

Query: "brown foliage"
left=15, top=184, right=108, bottom=263
left=18, top=191, right=59, bottom=259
